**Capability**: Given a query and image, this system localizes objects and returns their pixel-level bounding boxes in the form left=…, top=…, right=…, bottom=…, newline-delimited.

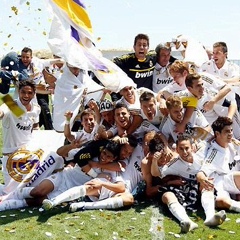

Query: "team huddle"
left=1, top=33, right=240, bottom=233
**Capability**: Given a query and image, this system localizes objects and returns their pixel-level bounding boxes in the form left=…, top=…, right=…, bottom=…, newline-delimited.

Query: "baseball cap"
left=99, top=98, right=114, bottom=113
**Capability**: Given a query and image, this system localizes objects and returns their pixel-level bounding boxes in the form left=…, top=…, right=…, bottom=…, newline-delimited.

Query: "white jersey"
left=66, top=126, right=98, bottom=160
left=121, top=145, right=144, bottom=192
left=73, top=126, right=98, bottom=142
left=140, top=101, right=164, bottom=127
left=175, top=89, right=226, bottom=124
left=159, top=109, right=209, bottom=142
left=152, top=63, right=173, bottom=93
left=53, top=66, right=89, bottom=132
left=199, top=72, right=226, bottom=91
left=176, top=89, right=240, bottom=139
left=200, top=140, right=240, bottom=178
left=160, top=153, right=203, bottom=180
left=0, top=98, right=40, bottom=154
left=201, top=59, right=240, bottom=79
left=161, top=81, right=186, bottom=96
left=116, top=90, right=141, bottom=113
left=200, top=60, right=238, bottom=100
left=109, top=119, right=159, bottom=144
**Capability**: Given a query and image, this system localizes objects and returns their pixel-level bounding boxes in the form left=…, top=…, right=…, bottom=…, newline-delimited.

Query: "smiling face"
left=99, top=149, right=116, bottom=164
left=81, top=113, right=96, bottom=133
left=21, top=51, right=32, bottom=67
left=134, top=39, right=149, bottom=60
left=168, top=105, right=184, bottom=123
left=141, top=97, right=156, bottom=120
left=176, top=139, right=193, bottom=162
left=114, top=107, right=131, bottom=129
left=120, top=86, right=135, bottom=103
left=19, top=85, right=35, bottom=107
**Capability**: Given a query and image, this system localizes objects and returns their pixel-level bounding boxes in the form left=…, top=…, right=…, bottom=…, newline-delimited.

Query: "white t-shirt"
left=0, top=98, right=40, bottom=154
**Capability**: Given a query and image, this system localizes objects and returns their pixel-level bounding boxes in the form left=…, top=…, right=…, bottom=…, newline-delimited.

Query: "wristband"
left=65, top=120, right=70, bottom=125
left=87, top=168, right=98, bottom=178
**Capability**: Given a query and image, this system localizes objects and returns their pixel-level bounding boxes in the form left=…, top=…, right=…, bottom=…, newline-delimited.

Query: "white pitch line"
left=150, top=205, right=165, bottom=240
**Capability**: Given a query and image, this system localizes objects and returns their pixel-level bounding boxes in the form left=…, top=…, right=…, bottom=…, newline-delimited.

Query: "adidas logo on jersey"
left=135, top=64, right=140, bottom=68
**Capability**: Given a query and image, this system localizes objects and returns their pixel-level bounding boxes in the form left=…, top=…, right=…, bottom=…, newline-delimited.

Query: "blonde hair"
left=166, top=95, right=182, bottom=110
left=169, top=60, right=189, bottom=75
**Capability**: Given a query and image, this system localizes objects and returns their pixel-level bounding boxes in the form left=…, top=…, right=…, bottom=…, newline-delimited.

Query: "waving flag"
left=47, top=0, right=135, bottom=93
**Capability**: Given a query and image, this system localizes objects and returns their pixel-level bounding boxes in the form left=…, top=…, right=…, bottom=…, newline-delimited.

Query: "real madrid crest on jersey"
left=149, top=60, right=153, bottom=67
left=6, top=149, right=44, bottom=182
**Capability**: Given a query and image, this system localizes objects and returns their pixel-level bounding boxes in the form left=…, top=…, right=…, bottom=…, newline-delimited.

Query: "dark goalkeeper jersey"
left=113, top=51, right=156, bottom=90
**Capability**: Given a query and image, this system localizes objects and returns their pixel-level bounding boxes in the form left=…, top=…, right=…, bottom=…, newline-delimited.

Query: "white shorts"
left=214, top=172, right=240, bottom=198
left=46, top=166, right=91, bottom=199
left=46, top=171, right=67, bottom=199
left=88, top=178, right=117, bottom=202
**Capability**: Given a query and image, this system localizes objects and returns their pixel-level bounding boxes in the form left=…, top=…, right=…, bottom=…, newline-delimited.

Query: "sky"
left=1, top=0, right=240, bottom=59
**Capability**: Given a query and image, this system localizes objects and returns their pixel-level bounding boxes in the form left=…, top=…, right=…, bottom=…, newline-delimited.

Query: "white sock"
left=168, top=202, right=191, bottom=222
left=52, top=186, right=86, bottom=206
left=229, top=199, right=240, bottom=212
left=84, top=197, right=124, bottom=210
left=201, top=190, right=215, bottom=221
left=0, top=199, right=27, bottom=211
left=2, top=187, right=34, bottom=201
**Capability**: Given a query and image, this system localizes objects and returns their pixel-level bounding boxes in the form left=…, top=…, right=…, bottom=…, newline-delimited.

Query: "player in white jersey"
left=53, top=63, right=88, bottom=132
left=157, top=60, right=231, bottom=134
left=197, top=117, right=240, bottom=213
left=41, top=137, right=139, bottom=211
left=152, top=43, right=174, bottom=93
left=116, top=85, right=142, bottom=114
left=139, top=91, right=164, bottom=128
left=151, top=134, right=226, bottom=233
left=159, top=95, right=211, bottom=143
left=201, top=42, right=240, bottom=108
left=105, top=102, right=160, bottom=145
left=0, top=80, right=41, bottom=185
left=64, top=108, right=99, bottom=143
left=0, top=140, right=135, bottom=211
left=158, top=60, right=231, bottom=103
left=68, top=131, right=171, bottom=212
left=53, top=62, right=103, bottom=132
left=98, top=97, right=115, bottom=130
left=181, top=73, right=240, bottom=139
left=201, top=42, right=240, bottom=83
